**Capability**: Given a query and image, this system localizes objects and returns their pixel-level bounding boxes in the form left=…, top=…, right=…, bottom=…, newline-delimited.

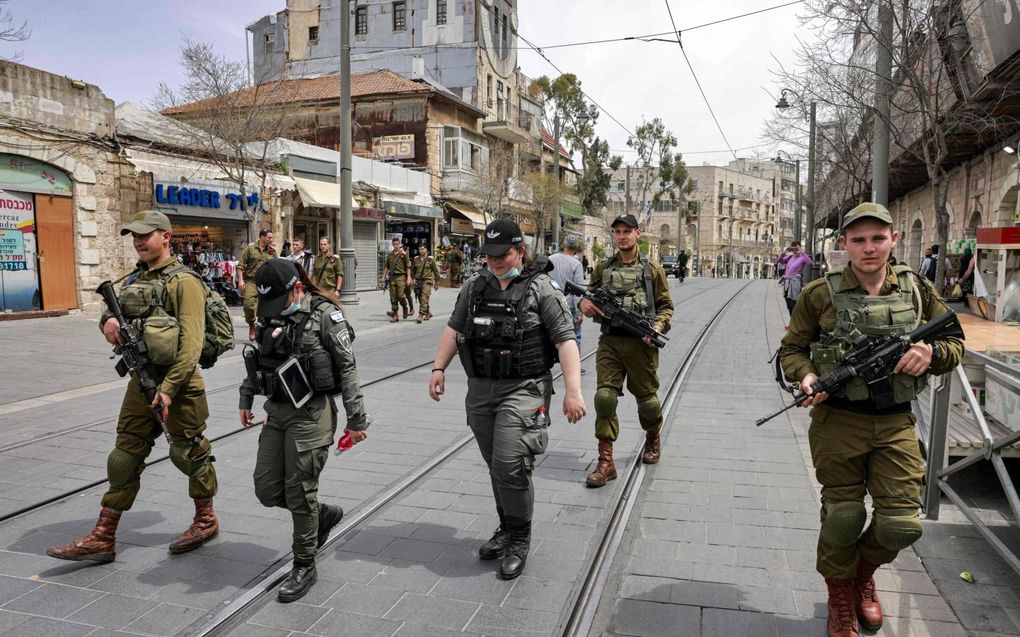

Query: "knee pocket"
left=594, top=387, right=619, bottom=417
left=873, top=508, right=923, bottom=550
left=636, top=395, right=661, bottom=422
left=169, top=440, right=211, bottom=477
left=820, top=500, right=867, bottom=548
left=107, top=448, right=144, bottom=489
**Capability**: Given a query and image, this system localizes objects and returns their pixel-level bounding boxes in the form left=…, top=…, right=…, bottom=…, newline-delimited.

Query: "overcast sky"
left=5, top=0, right=805, bottom=168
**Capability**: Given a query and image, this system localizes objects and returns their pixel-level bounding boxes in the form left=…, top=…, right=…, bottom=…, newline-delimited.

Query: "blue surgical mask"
left=281, top=302, right=301, bottom=316
left=496, top=267, right=520, bottom=281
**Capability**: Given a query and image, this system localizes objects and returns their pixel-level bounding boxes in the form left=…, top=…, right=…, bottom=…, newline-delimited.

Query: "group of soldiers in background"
left=382, top=237, right=442, bottom=323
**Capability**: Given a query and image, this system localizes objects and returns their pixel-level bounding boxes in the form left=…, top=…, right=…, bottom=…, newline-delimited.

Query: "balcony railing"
left=483, top=100, right=534, bottom=144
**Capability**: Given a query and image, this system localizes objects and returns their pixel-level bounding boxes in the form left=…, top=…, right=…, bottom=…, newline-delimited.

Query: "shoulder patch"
left=334, top=328, right=353, bottom=354
left=330, top=309, right=345, bottom=323
left=550, top=280, right=561, bottom=291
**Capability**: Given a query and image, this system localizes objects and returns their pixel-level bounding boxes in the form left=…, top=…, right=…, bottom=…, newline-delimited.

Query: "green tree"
left=626, top=117, right=693, bottom=225
left=533, top=74, right=621, bottom=214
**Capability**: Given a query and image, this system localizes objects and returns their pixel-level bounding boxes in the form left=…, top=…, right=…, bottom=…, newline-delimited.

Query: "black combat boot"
left=499, top=517, right=531, bottom=580
left=278, top=561, right=317, bottom=603
left=478, top=507, right=510, bottom=560
left=316, top=503, right=344, bottom=549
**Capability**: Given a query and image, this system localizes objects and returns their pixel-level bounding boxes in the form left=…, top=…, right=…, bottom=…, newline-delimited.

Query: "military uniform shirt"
left=448, top=268, right=576, bottom=344
left=385, top=250, right=411, bottom=277
left=412, top=255, right=440, bottom=284
left=313, top=253, right=345, bottom=291
left=589, top=254, right=674, bottom=334
left=780, top=263, right=964, bottom=388
left=238, top=243, right=272, bottom=279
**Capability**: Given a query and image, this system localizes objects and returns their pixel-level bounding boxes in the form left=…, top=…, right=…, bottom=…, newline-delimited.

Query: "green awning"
left=560, top=200, right=583, bottom=219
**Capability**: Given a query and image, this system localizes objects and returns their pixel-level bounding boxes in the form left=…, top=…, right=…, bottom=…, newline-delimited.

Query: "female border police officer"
left=239, top=259, right=369, bottom=603
left=428, top=218, right=586, bottom=580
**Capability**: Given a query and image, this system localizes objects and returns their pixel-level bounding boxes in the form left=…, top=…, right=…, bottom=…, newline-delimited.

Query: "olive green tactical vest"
left=602, top=256, right=655, bottom=318
left=810, top=264, right=926, bottom=404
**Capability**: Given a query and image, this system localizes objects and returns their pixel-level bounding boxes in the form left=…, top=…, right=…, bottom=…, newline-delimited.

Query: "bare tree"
left=627, top=117, right=694, bottom=229
left=466, top=138, right=518, bottom=222
left=768, top=0, right=1019, bottom=287
left=520, top=168, right=570, bottom=249
left=0, top=1, right=29, bottom=61
left=152, top=38, right=295, bottom=241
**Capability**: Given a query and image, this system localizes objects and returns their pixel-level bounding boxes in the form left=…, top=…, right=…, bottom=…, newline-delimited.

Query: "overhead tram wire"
left=662, top=0, right=739, bottom=161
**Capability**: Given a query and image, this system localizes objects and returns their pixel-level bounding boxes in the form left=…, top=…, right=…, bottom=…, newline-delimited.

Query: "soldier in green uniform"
left=412, top=245, right=440, bottom=323
left=238, top=229, right=274, bottom=341
left=382, top=237, right=413, bottom=322
left=48, top=211, right=219, bottom=563
left=780, top=203, right=963, bottom=637
left=428, top=218, right=586, bottom=580
left=240, top=259, right=368, bottom=602
left=580, top=214, right=673, bottom=488
left=311, top=236, right=344, bottom=301
left=446, top=245, right=465, bottom=287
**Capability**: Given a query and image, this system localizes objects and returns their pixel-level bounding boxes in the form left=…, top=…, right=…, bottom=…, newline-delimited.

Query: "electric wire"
left=662, top=0, right=739, bottom=161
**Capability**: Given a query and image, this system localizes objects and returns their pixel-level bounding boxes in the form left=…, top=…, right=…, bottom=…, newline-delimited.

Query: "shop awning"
left=381, top=191, right=442, bottom=219
left=447, top=202, right=487, bottom=230
left=294, top=176, right=357, bottom=209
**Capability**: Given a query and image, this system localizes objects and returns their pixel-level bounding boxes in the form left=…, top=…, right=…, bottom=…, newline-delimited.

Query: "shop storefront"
left=293, top=176, right=384, bottom=292
left=445, top=201, right=486, bottom=249
left=0, top=154, right=76, bottom=313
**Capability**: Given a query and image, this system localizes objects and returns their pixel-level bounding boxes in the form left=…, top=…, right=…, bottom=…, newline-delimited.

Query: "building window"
left=436, top=0, right=447, bottom=25
left=443, top=126, right=484, bottom=172
left=356, top=6, right=367, bottom=35
left=264, top=33, right=275, bottom=54
left=501, top=13, right=508, bottom=45
left=393, top=1, right=406, bottom=31
left=492, top=7, right=499, bottom=37
left=308, top=26, right=319, bottom=43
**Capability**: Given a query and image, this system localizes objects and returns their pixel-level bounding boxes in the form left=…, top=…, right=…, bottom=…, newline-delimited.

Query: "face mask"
left=281, top=302, right=301, bottom=316
left=496, top=267, right=520, bottom=281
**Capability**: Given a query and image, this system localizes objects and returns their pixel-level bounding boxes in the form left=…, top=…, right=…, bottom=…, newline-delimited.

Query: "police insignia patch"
left=550, top=280, right=561, bottom=290
left=330, top=310, right=345, bottom=323
left=335, top=329, right=352, bottom=354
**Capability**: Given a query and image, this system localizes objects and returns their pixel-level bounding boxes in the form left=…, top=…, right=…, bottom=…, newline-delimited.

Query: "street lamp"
left=775, top=87, right=817, bottom=283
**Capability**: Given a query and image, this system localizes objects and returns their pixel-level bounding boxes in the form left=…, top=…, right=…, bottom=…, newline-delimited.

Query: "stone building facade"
left=0, top=60, right=126, bottom=315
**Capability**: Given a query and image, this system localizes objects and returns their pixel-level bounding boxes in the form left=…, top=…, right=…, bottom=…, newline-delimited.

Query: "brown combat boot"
left=825, top=577, right=860, bottom=637
left=585, top=440, right=617, bottom=488
left=642, top=431, right=661, bottom=464
left=854, top=559, right=883, bottom=631
left=169, top=498, right=219, bottom=554
left=248, top=324, right=257, bottom=341
left=47, top=507, right=121, bottom=563
left=416, top=313, right=424, bottom=324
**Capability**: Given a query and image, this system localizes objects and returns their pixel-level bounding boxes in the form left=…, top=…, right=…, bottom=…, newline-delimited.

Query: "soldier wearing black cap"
left=239, top=258, right=369, bottom=603
left=780, top=202, right=963, bottom=637
left=428, top=218, right=587, bottom=580
left=48, top=210, right=220, bottom=564
left=579, top=213, right=674, bottom=487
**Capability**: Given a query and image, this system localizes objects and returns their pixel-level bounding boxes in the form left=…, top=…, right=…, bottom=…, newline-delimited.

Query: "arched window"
left=660, top=223, right=670, bottom=237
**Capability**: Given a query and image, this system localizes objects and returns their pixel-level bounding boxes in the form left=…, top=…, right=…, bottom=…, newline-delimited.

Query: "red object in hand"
left=334, top=432, right=354, bottom=456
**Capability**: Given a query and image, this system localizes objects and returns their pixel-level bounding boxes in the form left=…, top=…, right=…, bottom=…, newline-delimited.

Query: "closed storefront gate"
left=353, top=220, right=378, bottom=291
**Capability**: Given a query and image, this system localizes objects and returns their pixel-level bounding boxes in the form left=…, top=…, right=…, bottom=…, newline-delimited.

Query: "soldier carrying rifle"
left=579, top=213, right=673, bottom=488
left=779, top=203, right=964, bottom=637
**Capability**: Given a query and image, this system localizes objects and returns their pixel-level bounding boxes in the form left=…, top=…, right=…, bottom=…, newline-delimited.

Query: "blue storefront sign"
left=155, top=184, right=260, bottom=211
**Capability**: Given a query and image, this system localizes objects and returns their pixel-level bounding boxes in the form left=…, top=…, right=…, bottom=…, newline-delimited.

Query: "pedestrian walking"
left=919, top=245, right=938, bottom=283
left=446, top=244, right=465, bottom=288
left=778, top=241, right=813, bottom=313
left=677, top=250, right=688, bottom=282
left=427, top=218, right=586, bottom=580
left=238, top=229, right=274, bottom=341
left=239, top=258, right=369, bottom=603
left=779, top=203, right=963, bottom=637
left=581, top=253, right=590, bottom=278
left=548, top=234, right=586, bottom=348
left=382, top=237, right=413, bottom=321
left=579, top=214, right=673, bottom=488
left=47, top=211, right=220, bottom=564
left=311, top=237, right=344, bottom=302
left=958, top=247, right=976, bottom=302
left=412, top=245, right=440, bottom=323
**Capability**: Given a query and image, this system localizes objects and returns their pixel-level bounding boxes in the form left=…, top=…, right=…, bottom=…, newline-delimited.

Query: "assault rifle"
left=96, top=280, right=172, bottom=443
left=563, top=281, right=669, bottom=349
left=754, top=311, right=965, bottom=427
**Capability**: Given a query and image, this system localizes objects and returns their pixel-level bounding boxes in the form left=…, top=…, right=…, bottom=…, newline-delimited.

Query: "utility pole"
left=806, top=101, right=817, bottom=283
left=727, top=218, right=734, bottom=279
left=872, top=0, right=893, bottom=208
left=625, top=163, right=632, bottom=214
left=338, top=0, right=358, bottom=303
left=551, top=111, right=562, bottom=250
left=794, top=159, right=802, bottom=244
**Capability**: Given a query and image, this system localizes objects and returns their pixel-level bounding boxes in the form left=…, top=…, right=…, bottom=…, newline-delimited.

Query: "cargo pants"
left=809, top=404, right=925, bottom=579
left=243, top=283, right=259, bottom=326
left=102, top=373, right=218, bottom=511
left=417, top=281, right=435, bottom=315
left=253, top=394, right=337, bottom=564
left=465, top=375, right=552, bottom=521
left=593, top=334, right=662, bottom=442
left=389, top=276, right=410, bottom=314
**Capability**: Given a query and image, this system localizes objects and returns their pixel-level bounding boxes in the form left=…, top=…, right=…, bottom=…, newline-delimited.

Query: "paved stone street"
left=0, top=278, right=1016, bottom=636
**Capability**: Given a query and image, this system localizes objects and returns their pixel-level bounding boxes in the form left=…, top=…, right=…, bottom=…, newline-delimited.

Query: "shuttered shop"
left=353, top=220, right=378, bottom=291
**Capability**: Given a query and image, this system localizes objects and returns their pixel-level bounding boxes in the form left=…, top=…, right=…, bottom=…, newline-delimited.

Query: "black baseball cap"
left=254, top=258, right=300, bottom=318
left=611, top=214, right=639, bottom=228
left=479, top=218, right=524, bottom=256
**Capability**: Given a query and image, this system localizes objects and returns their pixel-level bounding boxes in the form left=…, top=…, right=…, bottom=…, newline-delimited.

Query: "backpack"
left=157, top=265, right=236, bottom=369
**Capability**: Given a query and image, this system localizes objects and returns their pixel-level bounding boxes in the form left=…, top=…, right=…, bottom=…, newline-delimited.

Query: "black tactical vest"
left=461, top=267, right=557, bottom=379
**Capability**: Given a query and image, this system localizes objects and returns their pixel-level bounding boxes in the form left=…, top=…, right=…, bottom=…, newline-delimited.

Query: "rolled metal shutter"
left=353, top=221, right=378, bottom=292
